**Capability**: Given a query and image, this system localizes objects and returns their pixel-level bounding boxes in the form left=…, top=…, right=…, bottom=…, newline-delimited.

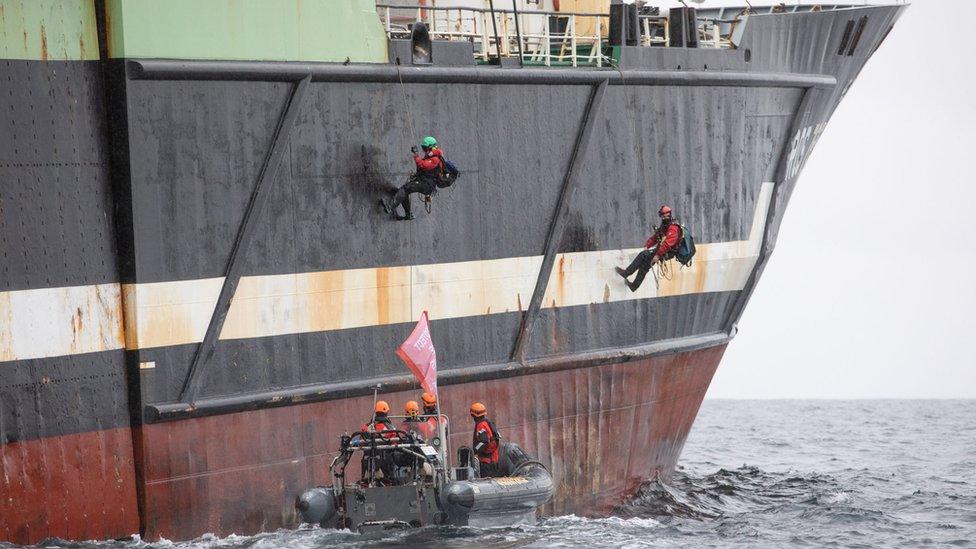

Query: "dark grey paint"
left=0, top=62, right=116, bottom=292
left=512, top=80, right=609, bottom=361
left=0, top=351, right=130, bottom=442
left=180, top=76, right=312, bottom=404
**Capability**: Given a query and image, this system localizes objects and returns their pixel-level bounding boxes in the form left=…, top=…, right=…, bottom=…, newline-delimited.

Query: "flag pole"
left=438, top=402, right=448, bottom=470
left=369, top=384, right=381, bottom=431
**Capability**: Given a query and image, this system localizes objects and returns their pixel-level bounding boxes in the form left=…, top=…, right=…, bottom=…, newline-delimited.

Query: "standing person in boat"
left=421, top=392, right=439, bottom=417
left=360, top=400, right=397, bottom=435
left=381, top=136, right=452, bottom=220
left=359, top=400, right=397, bottom=483
left=399, top=400, right=427, bottom=441
left=470, top=402, right=502, bottom=478
left=420, top=391, right=448, bottom=441
left=615, top=205, right=682, bottom=292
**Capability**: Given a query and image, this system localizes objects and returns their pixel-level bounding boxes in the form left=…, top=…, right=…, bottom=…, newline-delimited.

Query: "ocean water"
left=15, top=400, right=976, bottom=548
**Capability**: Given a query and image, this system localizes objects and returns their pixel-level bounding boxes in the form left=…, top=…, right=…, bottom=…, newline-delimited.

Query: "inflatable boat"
left=296, top=425, right=554, bottom=532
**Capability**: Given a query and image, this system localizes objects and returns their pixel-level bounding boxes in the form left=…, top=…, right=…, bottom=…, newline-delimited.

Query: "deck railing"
left=375, top=3, right=758, bottom=66
left=378, top=3, right=896, bottom=66
left=377, top=3, right=608, bottom=67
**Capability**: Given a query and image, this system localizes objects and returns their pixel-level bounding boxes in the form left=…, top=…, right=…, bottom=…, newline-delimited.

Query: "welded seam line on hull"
left=512, top=80, right=609, bottom=362
left=126, top=59, right=837, bottom=90
left=178, top=75, right=311, bottom=404
left=147, top=331, right=730, bottom=422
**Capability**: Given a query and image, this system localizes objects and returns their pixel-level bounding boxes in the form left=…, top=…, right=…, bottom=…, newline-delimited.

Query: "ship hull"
left=1, top=345, right=720, bottom=543
left=0, top=1, right=906, bottom=544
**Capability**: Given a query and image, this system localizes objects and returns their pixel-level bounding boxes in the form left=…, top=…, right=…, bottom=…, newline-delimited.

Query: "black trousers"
left=390, top=177, right=436, bottom=217
left=621, top=249, right=655, bottom=291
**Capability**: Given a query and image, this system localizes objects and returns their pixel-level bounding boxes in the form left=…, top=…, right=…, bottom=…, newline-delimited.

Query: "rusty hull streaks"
left=133, top=344, right=725, bottom=540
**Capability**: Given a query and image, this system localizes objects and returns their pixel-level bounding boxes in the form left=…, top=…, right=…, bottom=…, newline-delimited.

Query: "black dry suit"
left=386, top=148, right=445, bottom=219
left=617, top=219, right=675, bottom=291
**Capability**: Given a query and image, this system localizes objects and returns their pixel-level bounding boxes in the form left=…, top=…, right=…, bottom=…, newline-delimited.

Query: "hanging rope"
left=395, top=63, right=418, bottom=145
left=396, top=62, right=429, bottom=215
left=656, top=258, right=674, bottom=281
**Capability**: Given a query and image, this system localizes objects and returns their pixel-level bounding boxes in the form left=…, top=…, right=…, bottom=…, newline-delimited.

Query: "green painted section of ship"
left=0, top=0, right=98, bottom=60
left=103, top=0, right=388, bottom=62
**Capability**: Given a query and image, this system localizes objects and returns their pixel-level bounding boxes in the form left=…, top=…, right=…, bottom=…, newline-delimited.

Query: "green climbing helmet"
left=421, top=136, right=437, bottom=148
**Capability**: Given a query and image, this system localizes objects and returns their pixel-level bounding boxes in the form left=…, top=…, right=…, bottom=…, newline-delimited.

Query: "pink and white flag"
left=396, top=311, right=438, bottom=396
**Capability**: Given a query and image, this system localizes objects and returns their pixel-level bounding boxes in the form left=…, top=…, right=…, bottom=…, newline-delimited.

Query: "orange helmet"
left=405, top=400, right=420, bottom=417
left=374, top=400, right=390, bottom=414
left=470, top=402, right=487, bottom=418
left=421, top=392, right=437, bottom=407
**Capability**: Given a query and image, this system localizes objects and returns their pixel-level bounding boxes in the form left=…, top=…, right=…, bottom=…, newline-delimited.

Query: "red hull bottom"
left=1, top=344, right=724, bottom=543
left=0, top=427, right=140, bottom=543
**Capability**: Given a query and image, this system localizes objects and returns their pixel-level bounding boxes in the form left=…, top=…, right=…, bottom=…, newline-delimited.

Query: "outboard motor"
left=455, top=446, right=476, bottom=480
left=296, top=487, right=337, bottom=527
left=496, top=442, right=534, bottom=476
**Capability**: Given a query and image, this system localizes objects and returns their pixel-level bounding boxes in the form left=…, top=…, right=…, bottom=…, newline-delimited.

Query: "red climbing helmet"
left=658, top=205, right=672, bottom=217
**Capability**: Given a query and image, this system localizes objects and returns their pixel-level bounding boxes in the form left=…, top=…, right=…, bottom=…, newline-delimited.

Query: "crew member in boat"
left=420, top=391, right=448, bottom=441
left=400, top=400, right=427, bottom=441
left=470, top=402, right=502, bottom=478
left=358, top=400, right=397, bottom=484
left=361, top=400, right=397, bottom=435
left=615, top=205, right=682, bottom=291
left=381, top=136, right=455, bottom=220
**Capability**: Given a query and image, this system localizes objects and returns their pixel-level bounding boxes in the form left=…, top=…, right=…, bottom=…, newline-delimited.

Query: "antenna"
left=369, top=384, right=381, bottom=430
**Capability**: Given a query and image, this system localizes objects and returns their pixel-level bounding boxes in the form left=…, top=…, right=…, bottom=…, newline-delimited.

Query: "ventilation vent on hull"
left=838, top=16, right=869, bottom=56
left=847, top=16, right=869, bottom=56
left=837, top=19, right=855, bottom=55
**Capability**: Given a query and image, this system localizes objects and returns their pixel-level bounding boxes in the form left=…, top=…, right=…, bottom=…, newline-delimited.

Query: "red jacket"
left=414, top=148, right=444, bottom=175
left=472, top=418, right=499, bottom=464
left=400, top=418, right=430, bottom=440
left=645, top=222, right=681, bottom=258
left=422, top=415, right=448, bottom=440
left=360, top=417, right=397, bottom=440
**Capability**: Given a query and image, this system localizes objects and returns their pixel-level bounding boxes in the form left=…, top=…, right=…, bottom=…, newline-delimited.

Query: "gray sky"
left=701, top=0, right=976, bottom=398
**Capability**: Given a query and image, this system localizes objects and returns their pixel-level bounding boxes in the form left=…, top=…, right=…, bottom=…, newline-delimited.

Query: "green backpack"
left=674, top=224, right=696, bottom=267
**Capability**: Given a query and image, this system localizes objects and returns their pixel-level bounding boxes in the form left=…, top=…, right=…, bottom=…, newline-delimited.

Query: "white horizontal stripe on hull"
left=121, top=182, right=773, bottom=350
left=0, top=182, right=773, bottom=359
left=0, top=283, right=125, bottom=361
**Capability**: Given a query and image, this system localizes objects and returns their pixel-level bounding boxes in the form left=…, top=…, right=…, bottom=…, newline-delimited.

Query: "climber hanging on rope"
left=380, top=136, right=460, bottom=220
left=615, top=205, right=683, bottom=292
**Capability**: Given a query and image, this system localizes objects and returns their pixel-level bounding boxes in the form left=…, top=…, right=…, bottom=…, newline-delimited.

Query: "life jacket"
left=415, top=149, right=444, bottom=178
left=473, top=418, right=501, bottom=463
left=400, top=418, right=428, bottom=441
left=361, top=416, right=397, bottom=439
